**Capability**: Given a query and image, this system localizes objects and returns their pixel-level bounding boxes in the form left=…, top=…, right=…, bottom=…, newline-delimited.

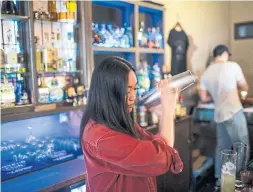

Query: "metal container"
left=138, top=71, right=198, bottom=108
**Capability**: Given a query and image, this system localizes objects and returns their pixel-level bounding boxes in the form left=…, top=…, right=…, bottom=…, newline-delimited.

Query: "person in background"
left=199, top=45, right=249, bottom=189
left=80, top=56, right=183, bottom=192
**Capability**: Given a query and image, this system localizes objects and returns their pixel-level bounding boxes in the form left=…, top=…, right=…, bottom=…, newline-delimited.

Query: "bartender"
left=199, top=45, right=249, bottom=190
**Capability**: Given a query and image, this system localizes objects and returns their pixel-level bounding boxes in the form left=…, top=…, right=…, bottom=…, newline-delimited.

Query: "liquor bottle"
left=126, top=26, right=133, bottom=47
left=5, top=30, right=17, bottom=65
left=151, top=62, right=161, bottom=88
left=138, top=21, right=144, bottom=47
left=105, top=24, right=114, bottom=48
left=57, top=0, right=67, bottom=22
left=66, top=82, right=77, bottom=106
left=1, top=1, right=7, bottom=14
left=92, top=23, right=103, bottom=45
left=0, top=49, right=5, bottom=65
left=138, top=21, right=148, bottom=47
left=0, top=74, right=15, bottom=107
left=155, top=27, right=163, bottom=49
left=113, top=25, right=121, bottom=48
left=63, top=76, right=71, bottom=100
left=1, top=0, right=18, bottom=15
left=36, top=42, right=43, bottom=72
left=107, top=24, right=114, bottom=35
left=147, top=27, right=156, bottom=48
left=48, top=0, right=57, bottom=21
left=15, top=74, right=29, bottom=105
left=51, top=32, right=58, bottom=71
left=49, top=75, right=64, bottom=102
left=73, top=77, right=85, bottom=105
left=138, top=105, right=148, bottom=127
left=179, top=95, right=187, bottom=117
left=67, top=0, right=77, bottom=22
left=38, top=74, right=50, bottom=103
left=42, top=33, right=53, bottom=72
left=100, top=24, right=111, bottom=47
left=120, top=27, right=129, bottom=48
left=15, top=73, right=24, bottom=105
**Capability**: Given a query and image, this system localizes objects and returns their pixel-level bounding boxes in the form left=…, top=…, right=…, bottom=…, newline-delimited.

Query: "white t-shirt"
left=200, top=61, right=246, bottom=123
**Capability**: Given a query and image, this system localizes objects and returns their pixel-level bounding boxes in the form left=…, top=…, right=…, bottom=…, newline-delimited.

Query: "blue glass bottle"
left=155, top=27, right=163, bottom=48
left=126, top=26, right=133, bottom=47
left=15, top=73, right=24, bottom=105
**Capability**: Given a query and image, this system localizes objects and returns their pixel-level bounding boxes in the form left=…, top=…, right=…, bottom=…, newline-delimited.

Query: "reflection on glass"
left=0, top=18, right=30, bottom=108
left=1, top=109, right=84, bottom=181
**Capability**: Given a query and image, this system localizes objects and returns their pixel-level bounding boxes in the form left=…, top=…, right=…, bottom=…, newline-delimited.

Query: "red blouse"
left=82, top=120, right=183, bottom=192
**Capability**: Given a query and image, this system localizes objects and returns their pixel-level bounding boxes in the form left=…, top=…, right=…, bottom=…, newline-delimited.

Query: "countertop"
left=1, top=158, right=86, bottom=192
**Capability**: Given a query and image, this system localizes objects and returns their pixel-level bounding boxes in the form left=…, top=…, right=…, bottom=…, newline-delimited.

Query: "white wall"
left=161, top=1, right=230, bottom=77
left=229, top=1, right=253, bottom=96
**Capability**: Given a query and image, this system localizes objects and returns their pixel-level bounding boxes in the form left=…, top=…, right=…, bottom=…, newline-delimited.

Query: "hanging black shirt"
left=167, top=29, right=189, bottom=75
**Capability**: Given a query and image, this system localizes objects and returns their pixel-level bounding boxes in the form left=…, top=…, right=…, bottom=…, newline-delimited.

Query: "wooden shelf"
left=37, top=70, right=83, bottom=75
left=93, top=46, right=136, bottom=53
left=137, top=1, right=165, bottom=11
left=1, top=104, right=86, bottom=123
left=138, top=48, right=165, bottom=54
left=1, top=14, right=29, bottom=21
left=34, top=19, right=77, bottom=25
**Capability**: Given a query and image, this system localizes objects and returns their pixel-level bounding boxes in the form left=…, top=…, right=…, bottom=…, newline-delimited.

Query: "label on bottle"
left=36, top=51, right=42, bottom=72
left=49, top=87, right=64, bottom=102
left=68, top=1, right=77, bottom=12
left=6, top=51, right=17, bottom=64
left=38, top=88, right=50, bottom=104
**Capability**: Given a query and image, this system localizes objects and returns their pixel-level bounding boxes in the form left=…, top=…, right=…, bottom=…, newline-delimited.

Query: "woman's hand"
left=149, top=78, right=180, bottom=116
left=158, top=78, right=180, bottom=111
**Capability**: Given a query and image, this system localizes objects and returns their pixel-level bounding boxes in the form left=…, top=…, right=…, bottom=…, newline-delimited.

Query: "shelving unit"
left=90, top=0, right=165, bottom=71
left=1, top=0, right=167, bottom=190
left=1, top=0, right=166, bottom=123
left=1, top=1, right=89, bottom=123
left=93, top=46, right=136, bottom=53
left=1, top=14, right=29, bottom=21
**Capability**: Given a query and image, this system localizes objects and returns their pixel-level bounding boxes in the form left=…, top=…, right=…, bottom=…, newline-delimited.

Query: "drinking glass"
left=221, top=149, right=237, bottom=192
left=232, top=142, right=249, bottom=178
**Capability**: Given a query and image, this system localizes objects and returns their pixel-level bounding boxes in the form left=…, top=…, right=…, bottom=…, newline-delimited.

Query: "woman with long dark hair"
left=80, top=56, right=183, bottom=192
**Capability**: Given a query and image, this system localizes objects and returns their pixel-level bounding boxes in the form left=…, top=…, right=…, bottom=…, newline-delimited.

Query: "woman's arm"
left=149, top=80, right=179, bottom=147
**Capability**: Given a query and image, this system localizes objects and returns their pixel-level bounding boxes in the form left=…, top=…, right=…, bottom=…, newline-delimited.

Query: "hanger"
left=174, top=13, right=183, bottom=31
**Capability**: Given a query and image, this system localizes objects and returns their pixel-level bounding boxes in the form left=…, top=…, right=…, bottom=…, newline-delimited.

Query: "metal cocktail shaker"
left=138, top=71, right=198, bottom=108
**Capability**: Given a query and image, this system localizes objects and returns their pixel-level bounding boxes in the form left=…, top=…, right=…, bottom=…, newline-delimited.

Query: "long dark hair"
left=80, top=56, right=142, bottom=143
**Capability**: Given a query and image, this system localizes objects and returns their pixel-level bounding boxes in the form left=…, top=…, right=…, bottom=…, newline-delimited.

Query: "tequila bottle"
left=155, top=27, right=163, bottom=48
left=138, top=22, right=148, bottom=47
left=126, top=26, right=133, bottom=47
left=0, top=74, right=15, bottom=107
left=38, top=74, right=50, bottom=103
left=49, top=75, right=64, bottom=102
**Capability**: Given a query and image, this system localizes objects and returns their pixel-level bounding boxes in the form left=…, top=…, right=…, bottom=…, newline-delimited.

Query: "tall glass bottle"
left=48, top=0, right=57, bottom=21
left=38, top=74, right=49, bottom=103
left=155, top=27, right=163, bottom=49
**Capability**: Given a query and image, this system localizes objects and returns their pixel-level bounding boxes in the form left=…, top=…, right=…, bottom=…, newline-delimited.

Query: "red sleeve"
left=135, top=123, right=154, bottom=140
left=93, top=131, right=183, bottom=177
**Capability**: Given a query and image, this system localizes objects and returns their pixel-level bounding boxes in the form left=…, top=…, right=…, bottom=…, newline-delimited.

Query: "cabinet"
left=1, top=0, right=167, bottom=190
left=1, top=1, right=89, bottom=123
left=89, top=1, right=166, bottom=127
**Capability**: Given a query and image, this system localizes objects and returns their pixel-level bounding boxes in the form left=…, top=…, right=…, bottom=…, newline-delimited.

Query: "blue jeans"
left=215, top=109, right=249, bottom=179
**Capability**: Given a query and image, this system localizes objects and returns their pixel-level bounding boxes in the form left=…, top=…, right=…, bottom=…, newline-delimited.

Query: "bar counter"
left=2, top=158, right=86, bottom=192
left=2, top=116, right=191, bottom=192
